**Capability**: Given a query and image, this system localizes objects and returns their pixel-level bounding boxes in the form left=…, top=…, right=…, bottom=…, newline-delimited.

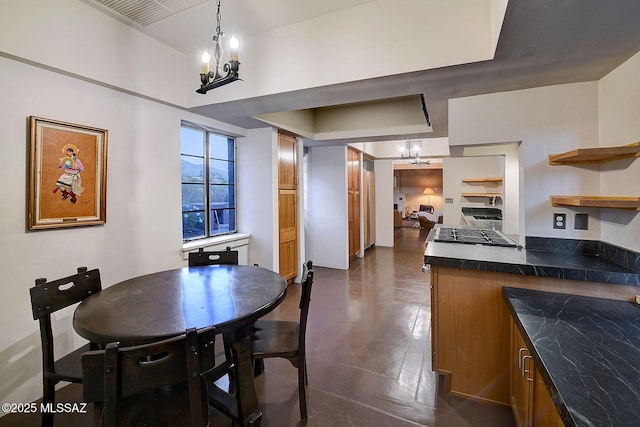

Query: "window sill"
left=181, top=233, right=251, bottom=254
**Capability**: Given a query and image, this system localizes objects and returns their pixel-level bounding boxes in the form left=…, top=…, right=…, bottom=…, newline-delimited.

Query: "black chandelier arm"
left=197, top=60, right=241, bottom=94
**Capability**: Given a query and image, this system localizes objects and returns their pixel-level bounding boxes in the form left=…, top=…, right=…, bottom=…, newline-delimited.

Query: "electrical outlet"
left=445, top=198, right=453, bottom=204
left=553, top=213, right=566, bottom=229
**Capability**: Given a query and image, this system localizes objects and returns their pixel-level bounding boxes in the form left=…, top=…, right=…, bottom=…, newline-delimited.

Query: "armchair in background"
left=417, top=205, right=442, bottom=230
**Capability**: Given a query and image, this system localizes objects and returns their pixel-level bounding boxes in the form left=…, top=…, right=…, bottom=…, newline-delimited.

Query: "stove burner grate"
left=434, top=227, right=517, bottom=248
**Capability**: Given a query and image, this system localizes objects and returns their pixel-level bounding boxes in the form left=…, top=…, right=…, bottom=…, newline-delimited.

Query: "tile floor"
left=0, top=227, right=516, bottom=426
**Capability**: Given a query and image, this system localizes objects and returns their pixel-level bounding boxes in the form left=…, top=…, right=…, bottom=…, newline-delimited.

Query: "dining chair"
left=29, top=266, right=102, bottom=427
left=251, top=260, right=315, bottom=421
left=81, top=327, right=216, bottom=427
left=188, top=246, right=239, bottom=386
left=188, top=246, right=239, bottom=267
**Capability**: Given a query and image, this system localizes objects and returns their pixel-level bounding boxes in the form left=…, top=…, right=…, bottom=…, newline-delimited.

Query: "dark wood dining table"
left=73, top=264, right=288, bottom=426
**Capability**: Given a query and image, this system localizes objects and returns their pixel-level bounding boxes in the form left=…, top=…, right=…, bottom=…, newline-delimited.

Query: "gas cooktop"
left=434, top=227, right=518, bottom=248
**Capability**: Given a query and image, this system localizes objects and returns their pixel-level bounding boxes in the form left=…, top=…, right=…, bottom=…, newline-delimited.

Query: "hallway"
left=237, top=227, right=516, bottom=426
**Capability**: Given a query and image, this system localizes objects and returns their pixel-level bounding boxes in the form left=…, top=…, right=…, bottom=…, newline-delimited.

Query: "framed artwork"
left=28, top=116, right=108, bottom=230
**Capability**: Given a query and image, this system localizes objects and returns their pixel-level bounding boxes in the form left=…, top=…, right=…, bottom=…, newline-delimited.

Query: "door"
left=362, top=168, right=376, bottom=249
left=278, top=132, right=298, bottom=283
left=347, top=148, right=360, bottom=260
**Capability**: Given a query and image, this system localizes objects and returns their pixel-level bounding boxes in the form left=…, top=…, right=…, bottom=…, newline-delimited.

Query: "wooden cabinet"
left=347, top=148, right=361, bottom=261
left=430, top=266, right=638, bottom=406
left=510, top=319, right=564, bottom=427
left=549, top=142, right=640, bottom=211
left=278, top=132, right=298, bottom=283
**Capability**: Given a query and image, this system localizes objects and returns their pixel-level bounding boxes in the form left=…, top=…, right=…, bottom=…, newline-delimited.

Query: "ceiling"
left=83, top=0, right=640, bottom=146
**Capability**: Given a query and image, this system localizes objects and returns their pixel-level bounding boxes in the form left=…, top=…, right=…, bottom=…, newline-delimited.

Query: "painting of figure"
left=28, top=116, right=107, bottom=230
left=53, top=143, right=85, bottom=203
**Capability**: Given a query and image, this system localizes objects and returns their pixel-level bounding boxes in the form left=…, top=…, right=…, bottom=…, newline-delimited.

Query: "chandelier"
left=400, top=140, right=430, bottom=166
left=400, top=139, right=431, bottom=166
left=196, top=0, right=240, bottom=94
left=400, top=140, right=421, bottom=159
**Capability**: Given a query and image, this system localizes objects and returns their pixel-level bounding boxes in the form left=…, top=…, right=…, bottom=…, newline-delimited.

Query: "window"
left=181, top=123, right=236, bottom=241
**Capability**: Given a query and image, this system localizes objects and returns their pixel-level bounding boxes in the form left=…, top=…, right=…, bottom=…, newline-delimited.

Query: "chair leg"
left=224, top=339, right=236, bottom=394
left=298, top=355, right=307, bottom=422
left=42, top=378, right=55, bottom=427
left=253, top=358, right=265, bottom=377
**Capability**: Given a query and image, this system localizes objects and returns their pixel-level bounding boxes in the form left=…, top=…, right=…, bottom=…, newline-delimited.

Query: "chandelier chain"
left=215, top=0, right=223, bottom=40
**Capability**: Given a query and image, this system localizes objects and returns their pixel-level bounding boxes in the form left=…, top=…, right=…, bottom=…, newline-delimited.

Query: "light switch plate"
left=574, top=213, right=588, bottom=230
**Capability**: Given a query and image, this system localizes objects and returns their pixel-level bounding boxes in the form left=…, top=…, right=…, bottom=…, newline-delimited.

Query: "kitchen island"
left=504, top=287, right=640, bottom=427
left=424, top=225, right=640, bottom=426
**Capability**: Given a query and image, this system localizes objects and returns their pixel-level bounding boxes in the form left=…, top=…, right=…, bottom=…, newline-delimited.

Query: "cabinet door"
left=348, top=190, right=360, bottom=259
left=511, top=318, right=565, bottom=427
left=510, top=319, right=533, bottom=427
left=533, top=370, right=565, bottom=427
left=347, top=148, right=360, bottom=260
left=278, top=132, right=297, bottom=283
left=278, top=133, right=297, bottom=189
left=347, top=148, right=360, bottom=190
left=279, top=189, right=297, bottom=281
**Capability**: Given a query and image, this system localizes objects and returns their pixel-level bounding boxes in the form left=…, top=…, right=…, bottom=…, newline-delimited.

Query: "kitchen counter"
left=503, top=287, right=640, bottom=427
left=424, top=225, right=640, bottom=286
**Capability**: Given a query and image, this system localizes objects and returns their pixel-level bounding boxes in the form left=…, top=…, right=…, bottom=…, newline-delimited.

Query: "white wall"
left=0, top=55, right=244, bottom=408
left=0, top=0, right=190, bottom=107
left=442, top=156, right=504, bottom=226
left=237, top=128, right=278, bottom=270
left=598, top=50, right=640, bottom=252
left=449, top=82, right=602, bottom=241
left=374, top=160, right=395, bottom=247
left=306, top=146, right=349, bottom=269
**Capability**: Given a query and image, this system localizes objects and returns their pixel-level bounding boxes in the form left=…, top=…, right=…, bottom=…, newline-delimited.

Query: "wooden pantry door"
left=278, top=131, right=298, bottom=283
left=347, top=147, right=361, bottom=261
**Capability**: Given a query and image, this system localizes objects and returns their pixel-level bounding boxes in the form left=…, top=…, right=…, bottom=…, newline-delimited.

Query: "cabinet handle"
left=518, top=347, right=527, bottom=370
left=522, top=355, right=534, bottom=382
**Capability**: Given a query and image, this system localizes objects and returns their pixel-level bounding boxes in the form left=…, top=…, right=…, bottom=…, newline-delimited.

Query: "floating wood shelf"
left=461, top=177, right=503, bottom=183
left=462, top=192, right=502, bottom=198
left=550, top=196, right=640, bottom=210
left=548, top=142, right=640, bottom=165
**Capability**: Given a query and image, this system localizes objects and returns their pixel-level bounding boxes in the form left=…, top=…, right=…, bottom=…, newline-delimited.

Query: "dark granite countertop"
left=424, top=225, right=640, bottom=286
left=503, top=287, right=640, bottom=427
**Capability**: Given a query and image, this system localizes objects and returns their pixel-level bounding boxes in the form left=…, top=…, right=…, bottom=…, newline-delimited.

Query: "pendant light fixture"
left=196, top=0, right=240, bottom=94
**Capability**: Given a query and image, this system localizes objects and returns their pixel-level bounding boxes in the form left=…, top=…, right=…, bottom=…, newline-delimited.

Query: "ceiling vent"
left=84, top=0, right=207, bottom=27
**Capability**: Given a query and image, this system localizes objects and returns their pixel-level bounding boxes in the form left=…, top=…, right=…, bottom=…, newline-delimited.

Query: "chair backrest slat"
left=30, top=268, right=102, bottom=320
left=29, top=267, right=102, bottom=373
left=188, top=246, right=239, bottom=267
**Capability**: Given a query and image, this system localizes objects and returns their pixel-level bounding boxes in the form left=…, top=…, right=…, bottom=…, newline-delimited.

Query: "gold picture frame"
left=28, top=116, right=108, bottom=230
